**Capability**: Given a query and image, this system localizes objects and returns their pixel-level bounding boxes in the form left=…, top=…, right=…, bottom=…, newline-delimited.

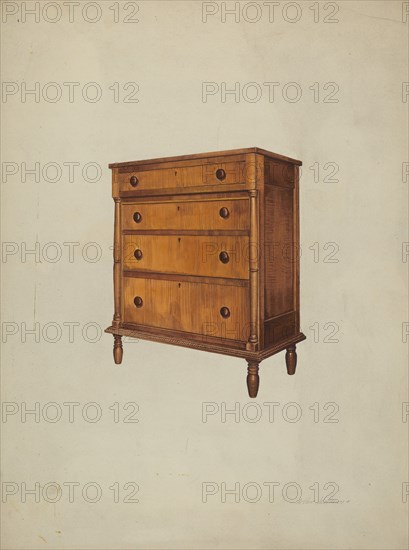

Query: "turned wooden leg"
left=246, top=361, right=260, bottom=398
left=286, top=345, right=297, bottom=375
left=113, top=335, right=123, bottom=364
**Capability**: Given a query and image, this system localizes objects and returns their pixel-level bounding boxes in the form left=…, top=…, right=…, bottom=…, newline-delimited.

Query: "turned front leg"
left=246, top=361, right=259, bottom=398
left=113, top=335, right=123, bottom=364
left=285, top=345, right=297, bottom=375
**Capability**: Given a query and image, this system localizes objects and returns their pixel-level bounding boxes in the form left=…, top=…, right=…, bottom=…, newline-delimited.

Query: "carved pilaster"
left=247, top=188, right=259, bottom=351
left=112, top=197, right=122, bottom=329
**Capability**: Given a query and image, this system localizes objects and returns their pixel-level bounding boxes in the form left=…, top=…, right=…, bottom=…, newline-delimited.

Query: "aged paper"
left=1, top=1, right=408, bottom=548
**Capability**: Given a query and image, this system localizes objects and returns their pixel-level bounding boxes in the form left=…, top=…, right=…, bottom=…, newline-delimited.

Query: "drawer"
left=117, top=160, right=244, bottom=193
left=123, top=276, right=249, bottom=341
left=121, top=197, right=249, bottom=231
left=123, top=235, right=249, bottom=279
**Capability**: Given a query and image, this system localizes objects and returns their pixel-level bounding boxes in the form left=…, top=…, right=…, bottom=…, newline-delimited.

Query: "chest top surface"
left=109, top=147, right=302, bottom=168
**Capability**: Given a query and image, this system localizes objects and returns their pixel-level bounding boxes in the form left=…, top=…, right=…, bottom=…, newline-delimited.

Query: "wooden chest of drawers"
left=105, top=147, right=306, bottom=397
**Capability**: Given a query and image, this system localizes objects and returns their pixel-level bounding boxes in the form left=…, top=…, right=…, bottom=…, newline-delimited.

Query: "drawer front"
left=123, top=276, right=249, bottom=341
left=117, top=161, right=244, bottom=193
left=122, top=197, right=249, bottom=231
left=123, top=235, right=249, bottom=279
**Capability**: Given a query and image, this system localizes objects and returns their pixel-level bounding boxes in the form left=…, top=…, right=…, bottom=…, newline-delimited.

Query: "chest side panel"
left=263, top=159, right=299, bottom=345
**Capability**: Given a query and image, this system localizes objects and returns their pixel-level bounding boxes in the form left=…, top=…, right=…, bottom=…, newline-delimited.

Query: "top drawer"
left=116, top=159, right=245, bottom=194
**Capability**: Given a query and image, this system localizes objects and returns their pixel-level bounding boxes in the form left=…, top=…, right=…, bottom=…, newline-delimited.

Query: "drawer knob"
left=133, top=211, right=142, bottom=223
left=130, top=175, right=139, bottom=187
left=219, top=207, right=230, bottom=219
left=134, top=296, right=143, bottom=308
left=219, top=251, right=230, bottom=264
left=220, top=307, right=230, bottom=319
left=134, top=249, right=143, bottom=260
left=216, top=168, right=226, bottom=181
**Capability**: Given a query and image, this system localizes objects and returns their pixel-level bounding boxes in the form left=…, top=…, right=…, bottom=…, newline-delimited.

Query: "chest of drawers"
left=105, top=147, right=306, bottom=397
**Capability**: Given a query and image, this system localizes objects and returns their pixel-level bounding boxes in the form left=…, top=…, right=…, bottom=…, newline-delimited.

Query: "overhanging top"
left=108, top=147, right=302, bottom=169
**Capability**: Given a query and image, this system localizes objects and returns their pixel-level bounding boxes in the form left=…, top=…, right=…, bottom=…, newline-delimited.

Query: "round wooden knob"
left=130, top=175, right=139, bottom=187
left=216, top=168, right=226, bottom=181
left=133, top=211, right=142, bottom=223
left=220, top=307, right=230, bottom=319
left=219, top=251, right=230, bottom=264
left=134, top=296, right=143, bottom=308
left=219, top=207, right=230, bottom=219
left=134, top=249, right=143, bottom=260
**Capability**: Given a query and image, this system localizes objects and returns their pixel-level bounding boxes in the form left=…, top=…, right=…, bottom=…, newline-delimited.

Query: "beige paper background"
left=1, top=1, right=408, bottom=548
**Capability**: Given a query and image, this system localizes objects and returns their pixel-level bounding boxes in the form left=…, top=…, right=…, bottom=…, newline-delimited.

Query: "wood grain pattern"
left=118, top=161, right=244, bottom=193
left=246, top=361, right=260, bottom=398
left=113, top=335, right=123, bottom=364
left=247, top=187, right=259, bottom=350
left=286, top=345, right=297, bottom=375
left=294, top=165, right=301, bottom=333
left=264, top=184, right=294, bottom=318
left=123, top=270, right=249, bottom=287
left=264, top=311, right=296, bottom=346
left=119, top=183, right=249, bottom=198
left=109, top=147, right=302, bottom=168
left=122, top=234, right=249, bottom=279
left=122, top=276, right=250, bottom=341
left=105, top=324, right=306, bottom=361
left=107, top=147, right=305, bottom=397
left=265, top=159, right=295, bottom=188
left=121, top=197, right=249, bottom=231
left=254, top=153, right=265, bottom=349
left=112, top=198, right=122, bottom=329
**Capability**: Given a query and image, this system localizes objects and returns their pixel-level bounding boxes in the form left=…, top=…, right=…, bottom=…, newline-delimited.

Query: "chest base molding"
left=105, top=325, right=306, bottom=363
